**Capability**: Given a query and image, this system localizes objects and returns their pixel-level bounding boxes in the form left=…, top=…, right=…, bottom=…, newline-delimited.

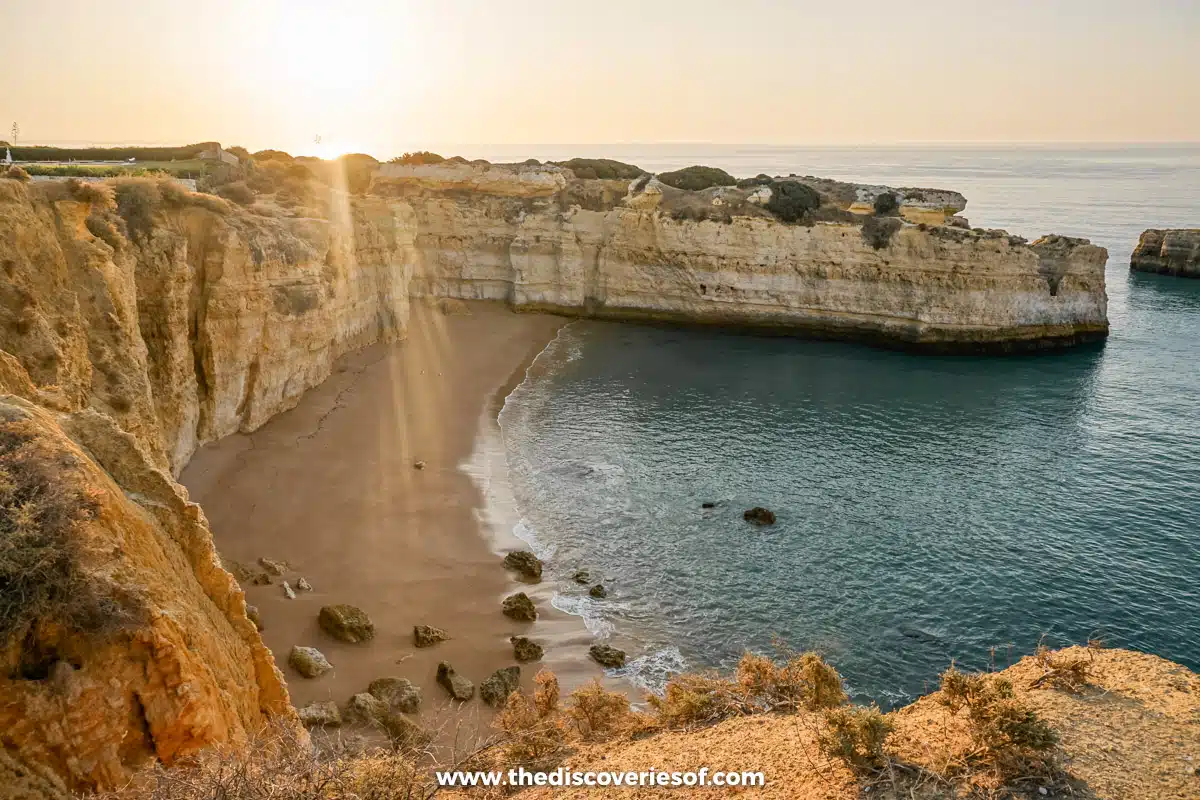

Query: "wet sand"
left=181, top=301, right=609, bottom=741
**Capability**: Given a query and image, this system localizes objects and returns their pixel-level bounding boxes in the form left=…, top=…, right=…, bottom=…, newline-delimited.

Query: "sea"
left=479, top=144, right=1200, bottom=707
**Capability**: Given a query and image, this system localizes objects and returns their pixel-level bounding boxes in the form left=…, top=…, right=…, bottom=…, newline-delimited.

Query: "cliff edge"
left=380, top=162, right=1109, bottom=352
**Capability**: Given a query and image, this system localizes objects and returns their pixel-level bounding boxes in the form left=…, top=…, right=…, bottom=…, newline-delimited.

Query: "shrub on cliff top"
left=656, top=165, right=737, bottom=192
left=66, top=178, right=115, bottom=209
left=0, top=415, right=142, bottom=652
left=553, top=158, right=645, bottom=181
left=391, top=151, right=445, bottom=165
left=938, top=664, right=1058, bottom=778
left=817, top=705, right=893, bottom=771
left=873, top=191, right=899, bottom=216
left=3, top=166, right=31, bottom=182
left=765, top=180, right=821, bottom=224
left=217, top=181, right=255, bottom=205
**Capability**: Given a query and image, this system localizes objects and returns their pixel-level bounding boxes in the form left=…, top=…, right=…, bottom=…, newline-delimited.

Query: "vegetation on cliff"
left=552, top=158, right=644, bottom=180
left=656, top=165, right=738, bottom=191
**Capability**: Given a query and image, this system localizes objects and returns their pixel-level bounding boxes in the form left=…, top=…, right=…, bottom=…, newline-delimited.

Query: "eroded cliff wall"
left=0, top=178, right=412, bottom=793
left=383, top=167, right=1109, bottom=351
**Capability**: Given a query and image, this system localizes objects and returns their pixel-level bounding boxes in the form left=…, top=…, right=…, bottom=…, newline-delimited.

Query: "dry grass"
left=65, top=178, right=116, bottom=209
left=0, top=415, right=141, bottom=650
left=648, top=649, right=846, bottom=728
left=1029, top=642, right=1092, bottom=692
left=101, top=721, right=427, bottom=800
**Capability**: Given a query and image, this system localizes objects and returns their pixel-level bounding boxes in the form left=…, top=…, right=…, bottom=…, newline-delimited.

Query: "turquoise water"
left=495, top=145, right=1200, bottom=705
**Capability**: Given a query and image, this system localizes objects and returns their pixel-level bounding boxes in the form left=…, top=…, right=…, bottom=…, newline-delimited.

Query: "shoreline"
left=180, top=300, right=605, bottom=742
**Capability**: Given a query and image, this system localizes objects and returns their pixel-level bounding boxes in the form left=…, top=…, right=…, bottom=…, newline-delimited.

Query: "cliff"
left=1131, top=228, right=1200, bottom=278
left=0, top=161, right=1115, bottom=795
left=380, top=163, right=1109, bottom=352
left=0, top=177, right=411, bottom=794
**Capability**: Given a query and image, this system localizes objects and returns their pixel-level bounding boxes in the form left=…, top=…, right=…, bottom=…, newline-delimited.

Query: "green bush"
left=736, top=173, right=775, bottom=188
left=656, top=165, right=737, bottom=191
left=251, top=149, right=294, bottom=163
left=873, top=191, right=899, bottom=216
left=765, top=181, right=821, bottom=223
left=861, top=216, right=902, bottom=249
left=817, top=705, right=893, bottom=771
left=2, top=166, right=30, bottom=182
left=553, top=158, right=644, bottom=181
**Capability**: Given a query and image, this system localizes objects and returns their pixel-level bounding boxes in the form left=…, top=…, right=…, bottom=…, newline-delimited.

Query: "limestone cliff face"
left=1131, top=228, right=1200, bottom=277
left=383, top=165, right=1109, bottom=351
left=0, top=178, right=411, bottom=794
left=0, top=180, right=411, bottom=474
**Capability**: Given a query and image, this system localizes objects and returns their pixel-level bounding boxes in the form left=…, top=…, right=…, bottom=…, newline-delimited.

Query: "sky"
left=3, top=0, right=1198, bottom=158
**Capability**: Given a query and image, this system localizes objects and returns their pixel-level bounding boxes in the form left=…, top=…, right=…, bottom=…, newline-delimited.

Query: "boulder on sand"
left=589, top=643, right=627, bottom=668
left=502, top=592, right=538, bottom=621
left=480, top=666, right=521, bottom=707
left=503, top=550, right=544, bottom=581
left=437, top=661, right=475, bottom=701
left=413, top=624, right=450, bottom=648
left=510, top=635, right=544, bottom=663
left=368, top=677, right=422, bottom=713
left=318, top=604, right=376, bottom=643
left=743, top=507, right=777, bottom=525
left=289, top=646, right=332, bottom=678
left=298, top=700, right=341, bottom=728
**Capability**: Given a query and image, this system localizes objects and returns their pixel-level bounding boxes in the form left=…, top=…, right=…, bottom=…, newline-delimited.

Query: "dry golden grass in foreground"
left=94, top=647, right=1199, bottom=800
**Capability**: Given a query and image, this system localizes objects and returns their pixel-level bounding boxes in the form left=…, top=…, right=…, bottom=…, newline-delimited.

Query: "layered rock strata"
left=1131, top=228, right=1200, bottom=277
left=381, top=164, right=1109, bottom=352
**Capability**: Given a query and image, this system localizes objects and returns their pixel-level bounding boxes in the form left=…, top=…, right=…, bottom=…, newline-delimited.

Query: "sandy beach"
left=181, top=301, right=610, bottom=742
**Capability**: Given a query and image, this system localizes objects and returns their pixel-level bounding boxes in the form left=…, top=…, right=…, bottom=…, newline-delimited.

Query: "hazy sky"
left=4, top=0, right=1198, bottom=157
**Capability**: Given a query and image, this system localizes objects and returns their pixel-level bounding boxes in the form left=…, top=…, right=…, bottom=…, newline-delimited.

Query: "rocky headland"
left=1131, top=228, right=1200, bottom=277
left=0, top=153, right=1177, bottom=799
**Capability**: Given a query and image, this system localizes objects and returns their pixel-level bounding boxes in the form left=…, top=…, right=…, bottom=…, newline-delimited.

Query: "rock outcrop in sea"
left=1131, top=228, right=1200, bottom=277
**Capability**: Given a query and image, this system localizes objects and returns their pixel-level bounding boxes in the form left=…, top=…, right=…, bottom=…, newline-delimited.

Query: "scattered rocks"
left=282, top=581, right=296, bottom=600
left=297, top=577, right=312, bottom=591
left=413, top=460, right=426, bottom=470
left=510, top=636, right=544, bottom=663
left=368, top=677, right=422, bottom=713
left=246, top=605, right=263, bottom=631
left=589, top=643, right=627, bottom=668
left=436, top=661, right=475, bottom=701
left=503, top=550, right=543, bottom=581
left=589, top=584, right=608, bottom=599
left=743, top=507, right=777, bottom=525
left=413, top=625, right=450, bottom=648
left=259, top=557, right=288, bottom=576
left=250, top=572, right=272, bottom=586
left=380, top=712, right=431, bottom=750
left=345, top=692, right=388, bottom=724
left=480, top=666, right=521, bottom=707
left=701, top=501, right=716, bottom=509
left=288, top=646, right=332, bottom=678
left=297, top=700, right=341, bottom=728
left=318, top=604, right=375, bottom=643
left=502, top=592, right=538, bottom=621
left=572, top=569, right=591, bottom=584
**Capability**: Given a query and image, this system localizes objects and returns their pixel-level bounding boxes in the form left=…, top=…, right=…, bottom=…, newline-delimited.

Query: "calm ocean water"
left=494, top=144, right=1200, bottom=705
